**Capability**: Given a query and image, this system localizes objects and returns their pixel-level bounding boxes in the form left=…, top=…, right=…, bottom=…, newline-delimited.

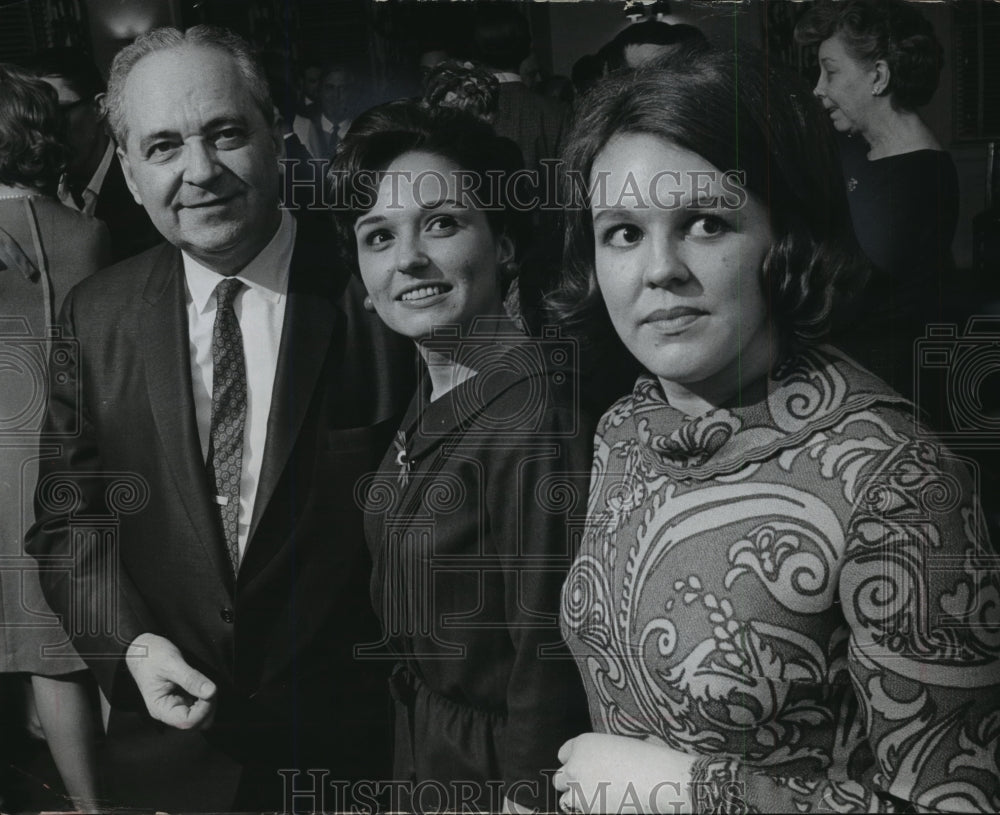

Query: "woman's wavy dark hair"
left=548, top=44, right=866, bottom=376
left=0, top=63, right=69, bottom=192
left=794, top=0, right=943, bottom=110
left=328, top=99, right=528, bottom=276
left=423, top=59, right=499, bottom=123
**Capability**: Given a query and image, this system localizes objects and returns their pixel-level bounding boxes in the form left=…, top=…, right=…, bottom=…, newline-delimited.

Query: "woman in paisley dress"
left=330, top=101, right=590, bottom=813
left=550, top=47, right=1000, bottom=814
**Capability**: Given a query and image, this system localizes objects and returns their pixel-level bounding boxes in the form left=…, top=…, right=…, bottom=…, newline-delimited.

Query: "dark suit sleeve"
left=27, top=289, right=155, bottom=702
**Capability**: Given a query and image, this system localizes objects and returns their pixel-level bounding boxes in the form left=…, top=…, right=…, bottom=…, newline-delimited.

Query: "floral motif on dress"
left=562, top=348, right=1000, bottom=812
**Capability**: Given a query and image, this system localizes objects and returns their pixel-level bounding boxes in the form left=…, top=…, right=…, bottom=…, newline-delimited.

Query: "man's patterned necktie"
left=207, top=277, right=246, bottom=574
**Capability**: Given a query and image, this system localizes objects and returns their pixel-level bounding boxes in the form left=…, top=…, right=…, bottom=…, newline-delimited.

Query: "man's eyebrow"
left=202, top=115, right=250, bottom=132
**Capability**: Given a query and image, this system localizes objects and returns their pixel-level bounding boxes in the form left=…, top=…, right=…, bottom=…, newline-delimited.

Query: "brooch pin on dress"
left=394, top=430, right=412, bottom=488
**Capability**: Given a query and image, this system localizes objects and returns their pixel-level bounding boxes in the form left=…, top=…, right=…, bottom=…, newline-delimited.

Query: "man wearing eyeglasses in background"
left=22, top=47, right=160, bottom=262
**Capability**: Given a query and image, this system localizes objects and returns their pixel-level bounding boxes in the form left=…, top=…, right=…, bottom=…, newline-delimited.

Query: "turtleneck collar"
left=615, top=346, right=912, bottom=481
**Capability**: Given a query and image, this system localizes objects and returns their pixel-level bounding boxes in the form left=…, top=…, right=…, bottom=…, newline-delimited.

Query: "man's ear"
left=117, top=147, right=143, bottom=206
left=271, top=116, right=286, bottom=160
left=496, top=234, right=515, bottom=267
left=94, top=92, right=108, bottom=122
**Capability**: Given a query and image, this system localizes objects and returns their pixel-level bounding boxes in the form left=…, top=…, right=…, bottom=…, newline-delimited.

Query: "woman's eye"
left=362, top=230, right=393, bottom=248
left=687, top=216, right=729, bottom=238
left=602, top=224, right=643, bottom=247
left=427, top=215, right=459, bottom=233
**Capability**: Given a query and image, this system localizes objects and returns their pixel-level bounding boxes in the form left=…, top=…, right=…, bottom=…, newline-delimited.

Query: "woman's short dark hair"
left=329, top=99, right=528, bottom=274
left=795, top=0, right=943, bottom=110
left=549, top=45, right=866, bottom=370
left=0, top=63, right=69, bottom=191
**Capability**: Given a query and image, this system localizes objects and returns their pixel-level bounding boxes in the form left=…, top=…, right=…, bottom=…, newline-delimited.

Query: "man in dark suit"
left=472, top=5, right=568, bottom=172
left=23, top=48, right=161, bottom=262
left=28, top=25, right=412, bottom=811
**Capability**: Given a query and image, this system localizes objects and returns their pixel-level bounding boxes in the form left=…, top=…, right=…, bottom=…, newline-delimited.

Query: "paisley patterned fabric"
left=561, top=346, right=1000, bottom=813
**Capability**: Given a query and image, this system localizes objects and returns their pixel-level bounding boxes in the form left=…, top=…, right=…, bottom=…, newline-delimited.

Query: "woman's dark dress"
left=834, top=138, right=961, bottom=401
left=363, top=334, right=591, bottom=812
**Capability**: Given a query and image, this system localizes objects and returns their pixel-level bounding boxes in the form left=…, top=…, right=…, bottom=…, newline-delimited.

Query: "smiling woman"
left=549, top=46, right=1000, bottom=814
left=352, top=150, right=510, bottom=353
left=329, top=101, right=591, bottom=813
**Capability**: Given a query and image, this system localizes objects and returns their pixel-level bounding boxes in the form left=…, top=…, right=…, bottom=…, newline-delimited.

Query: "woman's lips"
left=396, top=283, right=453, bottom=302
left=642, top=307, right=706, bottom=333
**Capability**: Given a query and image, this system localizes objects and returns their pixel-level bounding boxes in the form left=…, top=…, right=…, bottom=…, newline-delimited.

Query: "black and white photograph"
left=0, top=0, right=998, bottom=812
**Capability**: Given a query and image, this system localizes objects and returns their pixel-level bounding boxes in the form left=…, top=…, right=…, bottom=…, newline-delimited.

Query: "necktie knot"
left=215, top=277, right=243, bottom=311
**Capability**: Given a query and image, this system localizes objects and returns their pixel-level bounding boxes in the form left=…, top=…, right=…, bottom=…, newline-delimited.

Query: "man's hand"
left=126, top=633, right=217, bottom=730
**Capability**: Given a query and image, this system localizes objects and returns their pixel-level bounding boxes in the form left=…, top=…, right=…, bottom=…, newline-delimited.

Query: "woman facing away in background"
left=330, top=100, right=590, bottom=814
left=795, top=0, right=961, bottom=403
left=549, top=46, right=1000, bottom=814
left=0, top=63, right=109, bottom=812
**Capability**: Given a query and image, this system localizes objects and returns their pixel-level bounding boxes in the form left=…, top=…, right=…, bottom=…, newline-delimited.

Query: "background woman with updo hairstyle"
left=549, top=46, right=999, bottom=814
left=330, top=100, right=590, bottom=813
left=0, top=63, right=108, bottom=811
left=795, top=0, right=960, bottom=401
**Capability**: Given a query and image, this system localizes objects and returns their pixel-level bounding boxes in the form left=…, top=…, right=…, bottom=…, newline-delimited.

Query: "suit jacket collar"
left=246, top=214, right=342, bottom=546
left=141, top=244, right=234, bottom=592
left=140, top=216, right=345, bottom=592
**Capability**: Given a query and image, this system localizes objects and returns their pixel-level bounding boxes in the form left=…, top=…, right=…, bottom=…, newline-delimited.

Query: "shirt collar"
left=86, top=140, right=116, bottom=197
left=56, top=139, right=116, bottom=213
left=183, top=209, right=296, bottom=314
left=493, top=71, right=523, bottom=84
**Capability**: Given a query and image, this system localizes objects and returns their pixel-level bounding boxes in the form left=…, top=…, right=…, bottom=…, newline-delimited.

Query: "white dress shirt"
left=293, top=113, right=349, bottom=160
left=182, top=209, right=295, bottom=562
left=492, top=71, right=523, bottom=84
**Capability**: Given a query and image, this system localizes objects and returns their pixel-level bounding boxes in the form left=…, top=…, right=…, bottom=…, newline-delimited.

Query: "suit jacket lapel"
left=141, top=247, right=233, bottom=593
left=246, top=221, right=339, bottom=546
